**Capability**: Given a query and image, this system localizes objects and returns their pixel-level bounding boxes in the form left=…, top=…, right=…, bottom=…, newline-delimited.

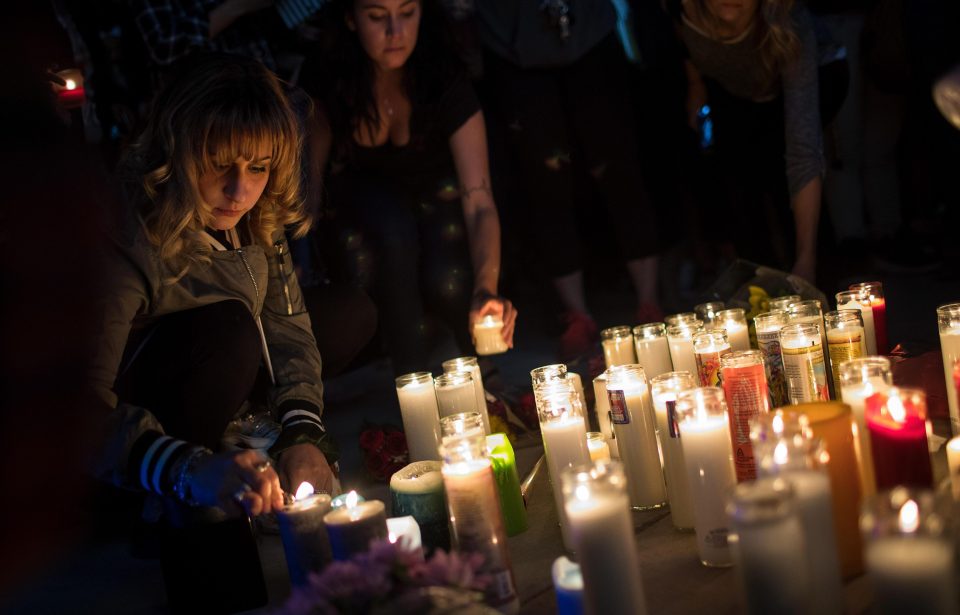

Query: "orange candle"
left=798, top=401, right=863, bottom=578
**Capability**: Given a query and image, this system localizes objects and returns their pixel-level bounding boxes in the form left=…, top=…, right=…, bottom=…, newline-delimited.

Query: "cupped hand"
left=276, top=443, right=336, bottom=496
left=189, top=449, right=284, bottom=517
left=469, top=291, right=518, bottom=348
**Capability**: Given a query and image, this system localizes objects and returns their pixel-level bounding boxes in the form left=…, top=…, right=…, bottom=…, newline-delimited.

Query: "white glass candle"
left=562, top=462, right=649, bottom=615
left=396, top=372, right=442, bottom=462
left=439, top=411, right=484, bottom=439
left=787, top=302, right=828, bottom=392
left=838, top=357, right=893, bottom=498
left=434, top=371, right=479, bottom=420
left=727, top=478, right=810, bottom=615
left=693, top=329, right=731, bottom=387
left=716, top=308, right=751, bottom=352
left=667, top=321, right=703, bottom=378
left=824, top=310, right=867, bottom=389
left=937, top=303, right=960, bottom=434
left=538, top=379, right=591, bottom=552
left=473, top=314, right=508, bottom=355
left=754, top=310, right=790, bottom=408
left=768, top=295, right=801, bottom=312
left=532, top=363, right=589, bottom=434
left=606, top=365, right=667, bottom=510
left=592, top=373, right=620, bottom=459
left=779, top=323, right=829, bottom=403
left=632, top=322, right=674, bottom=380
left=442, top=357, right=490, bottom=434
left=862, top=489, right=958, bottom=615
left=664, top=312, right=699, bottom=326
left=650, top=371, right=698, bottom=530
left=694, top=301, right=725, bottom=326
left=755, top=437, right=843, bottom=615
left=836, top=290, right=877, bottom=356
left=676, top=387, right=737, bottom=566
left=440, top=435, right=519, bottom=613
left=947, top=437, right=960, bottom=499
left=601, top=325, right=637, bottom=369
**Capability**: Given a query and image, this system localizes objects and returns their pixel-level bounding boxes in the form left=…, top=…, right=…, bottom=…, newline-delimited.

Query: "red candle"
left=865, top=388, right=932, bottom=489
left=850, top=282, right=888, bottom=355
left=720, top=350, right=770, bottom=482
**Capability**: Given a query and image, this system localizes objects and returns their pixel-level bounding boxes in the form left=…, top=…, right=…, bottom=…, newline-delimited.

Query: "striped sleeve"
left=128, top=431, right=194, bottom=495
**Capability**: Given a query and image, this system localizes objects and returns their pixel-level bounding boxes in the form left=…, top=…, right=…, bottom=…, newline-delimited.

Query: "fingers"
left=231, top=451, right=283, bottom=515
left=500, top=300, right=518, bottom=348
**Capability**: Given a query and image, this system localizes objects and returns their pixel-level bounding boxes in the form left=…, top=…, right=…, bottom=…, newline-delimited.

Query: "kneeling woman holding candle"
left=301, top=0, right=517, bottom=374
left=91, top=54, right=337, bottom=517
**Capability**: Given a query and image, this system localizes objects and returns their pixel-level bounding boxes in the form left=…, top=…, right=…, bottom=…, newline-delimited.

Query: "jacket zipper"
left=236, top=248, right=260, bottom=313
left=274, top=240, right=294, bottom=315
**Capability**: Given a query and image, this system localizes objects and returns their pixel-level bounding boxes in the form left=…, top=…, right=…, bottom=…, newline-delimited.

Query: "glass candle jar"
left=665, top=312, right=699, bottom=326
left=395, top=372, right=441, bottom=462
left=439, top=411, right=484, bottom=439
left=601, top=325, right=638, bottom=369
left=586, top=431, right=611, bottom=463
left=864, top=387, right=933, bottom=490
left=849, top=282, right=888, bottom=355
left=650, top=371, right=698, bottom=530
left=937, top=303, right=960, bottom=434
left=836, top=289, right=877, bottom=356
left=473, top=314, right=509, bottom=355
left=754, top=310, right=790, bottom=408
left=768, top=295, right=801, bottom=313
left=442, top=356, right=490, bottom=434
left=605, top=365, right=666, bottom=511
left=779, top=323, right=829, bottom=403
left=667, top=321, right=704, bottom=377
left=632, top=322, right=673, bottom=381
left=440, top=434, right=519, bottom=612
left=676, top=387, right=737, bottom=567
left=561, top=461, right=648, bottom=615
left=838, top=356, right=893, bottom=497
left=824, top=310, right=867, bottom=390
left=861, top=488, right=958, bottom=615
left=694, top=301, right=726, bottom=326
left=693, top=329, right=731, bottom=387
left=434, top=371, right=479, bottom=420
left=720, top=350, right=770, bottom=481
left=715, top=308, right=751, bottom=352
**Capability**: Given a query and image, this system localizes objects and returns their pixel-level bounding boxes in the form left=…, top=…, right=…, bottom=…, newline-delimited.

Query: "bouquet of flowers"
left=359, top=423, right=409, bottom=482
left=278, top=539, right=498, bottom=615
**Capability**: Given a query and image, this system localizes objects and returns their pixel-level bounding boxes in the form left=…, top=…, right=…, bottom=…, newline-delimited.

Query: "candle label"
left=666, top=399, right=680, bottom=439
left=757, top=331, right=788, bottom=407
left=705, top=527, right=729, bottom=548
left=608, top=390, right=630, bottom=424
left=696, top=350, right=728, bottom=387
left=827, top=335, right=864, bottom=389
left=781, top=344, right=829, bottom=402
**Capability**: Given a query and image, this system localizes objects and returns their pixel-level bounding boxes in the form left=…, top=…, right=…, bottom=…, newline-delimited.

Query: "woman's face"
left=706, top=0, right=759, bottom=33
left=198, top=148, right=272, bottom=231
left=348, top=0, right=421, bottom=72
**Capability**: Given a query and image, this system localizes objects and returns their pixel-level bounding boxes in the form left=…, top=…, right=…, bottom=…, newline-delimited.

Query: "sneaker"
left=558, top=311, right=599, bottom=362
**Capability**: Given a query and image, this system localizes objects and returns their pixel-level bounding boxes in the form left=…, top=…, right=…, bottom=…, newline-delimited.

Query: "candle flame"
left=772, top=414, right=784, bottom=435
left=774, top=440, right=789, bottom=465
left=482, top=315, right=496, bottom=325
left=345, top=490, right=359, bottom=509
left=388, top=531, right=398, bottom=544
left=65, top=78, right=77, bottom=90
left=899, top=499, right=920, bottom=533
left=887, top=394, right=907, bottom=423
left=575, top=484, right=590, bottom=502
left=295, top=482, right=314, bottom=501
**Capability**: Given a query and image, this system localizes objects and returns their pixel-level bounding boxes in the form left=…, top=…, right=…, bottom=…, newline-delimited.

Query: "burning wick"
left=295, top=481, right=314, bottom=501
left=65, top=79, right=77, bottom=90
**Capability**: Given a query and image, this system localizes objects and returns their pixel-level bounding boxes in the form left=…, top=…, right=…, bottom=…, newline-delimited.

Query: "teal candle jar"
left=389, top=461, right=450, bottom=553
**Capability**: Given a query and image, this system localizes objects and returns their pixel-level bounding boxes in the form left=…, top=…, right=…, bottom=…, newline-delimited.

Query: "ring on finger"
left=253, top=460, right=271, bottom=473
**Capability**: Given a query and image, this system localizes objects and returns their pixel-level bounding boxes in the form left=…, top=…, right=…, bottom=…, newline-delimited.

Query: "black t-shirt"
left=334, top=72, right=480, bottom=196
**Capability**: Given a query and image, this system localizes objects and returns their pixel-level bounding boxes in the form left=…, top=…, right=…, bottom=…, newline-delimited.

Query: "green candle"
left=487, top=433, right=528, bottom=536
left=389, top=461, right=450, bottom=553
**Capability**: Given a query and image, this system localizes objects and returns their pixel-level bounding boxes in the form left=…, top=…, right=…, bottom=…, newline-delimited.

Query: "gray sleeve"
left=782, top=7, right=824, bottom=199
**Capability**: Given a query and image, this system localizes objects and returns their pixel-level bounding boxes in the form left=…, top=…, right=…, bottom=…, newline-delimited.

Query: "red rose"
left=383, top=430, right=408, bottom=458
left=359, top=428, right=385, bottom=453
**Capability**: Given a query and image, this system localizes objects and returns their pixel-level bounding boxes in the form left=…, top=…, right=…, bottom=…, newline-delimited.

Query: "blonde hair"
left=687, top=0, right=800, bottom=84
left=121, top=54, right=308, bottom=280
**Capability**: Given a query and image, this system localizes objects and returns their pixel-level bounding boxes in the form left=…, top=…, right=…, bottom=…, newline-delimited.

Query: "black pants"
left=326, top=171, right=474, bottom=375
left=117, top=301, right=262, bottom=451
left=482, top=35, right=660, bottom=278
left=702, top=60, right=849, bottom=269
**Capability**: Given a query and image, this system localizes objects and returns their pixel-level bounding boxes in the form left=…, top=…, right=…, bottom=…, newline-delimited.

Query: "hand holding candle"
left=469, top=291, right=516, bottom=353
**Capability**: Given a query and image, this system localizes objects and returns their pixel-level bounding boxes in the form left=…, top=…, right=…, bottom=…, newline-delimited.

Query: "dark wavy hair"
left=303, top=0, right=465, bottom=159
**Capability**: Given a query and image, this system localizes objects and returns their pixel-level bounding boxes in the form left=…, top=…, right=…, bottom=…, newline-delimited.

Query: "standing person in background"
left=463, top=0, right=664, bottom=361
left=301, top=0, right=517, bottom=376
left=676, top=0, right=846, bottom=283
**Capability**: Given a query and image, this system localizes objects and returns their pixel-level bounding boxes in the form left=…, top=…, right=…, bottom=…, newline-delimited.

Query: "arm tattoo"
left=460, top=179, right=492, bottom=199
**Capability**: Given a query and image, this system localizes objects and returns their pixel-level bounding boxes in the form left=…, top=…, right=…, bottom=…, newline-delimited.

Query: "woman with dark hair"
left=301, top=0, right=517, bottom=376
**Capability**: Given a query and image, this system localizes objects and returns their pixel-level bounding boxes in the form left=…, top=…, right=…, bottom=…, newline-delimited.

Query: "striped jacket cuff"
left=129, top=431, right=192, bottom=495
left=278, top=400, right=324, bottom=434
